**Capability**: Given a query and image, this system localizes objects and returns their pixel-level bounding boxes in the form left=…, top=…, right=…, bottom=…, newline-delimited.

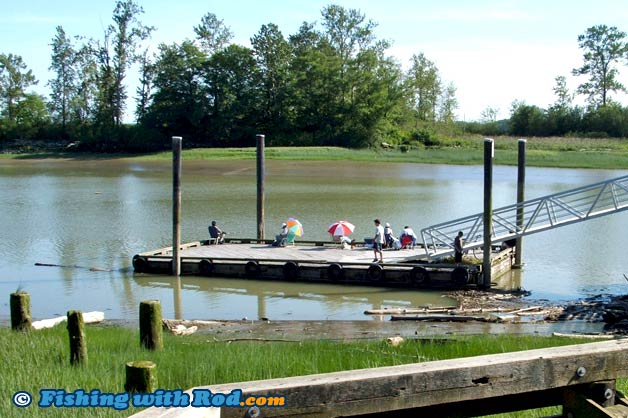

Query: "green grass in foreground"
left=0, top=325, right=625, bottom=417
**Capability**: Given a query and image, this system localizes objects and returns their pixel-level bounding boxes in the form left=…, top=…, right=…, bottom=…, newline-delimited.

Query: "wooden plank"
left=129, top=339, right=628, bottom=418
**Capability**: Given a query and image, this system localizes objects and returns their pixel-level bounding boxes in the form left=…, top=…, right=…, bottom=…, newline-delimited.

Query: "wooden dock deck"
left=133, top=239, right=515, bottom=289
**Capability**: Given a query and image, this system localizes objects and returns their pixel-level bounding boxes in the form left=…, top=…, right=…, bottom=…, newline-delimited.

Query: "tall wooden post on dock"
left=67, top=310, right=87, bottom=366
left=10, top=291, right=31, bottom=331
left=172, top=136, right=182, bottom=276
left=256, top=134, right=265, bottom=240
left=514, top=139, right=526, bottom=268
left=482, top=138, right=494, bottom=288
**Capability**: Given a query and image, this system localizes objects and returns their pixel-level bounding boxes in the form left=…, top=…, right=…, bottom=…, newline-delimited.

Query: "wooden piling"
left=10, top=291, right=32, bottom=331
left=139, top=300, right=163, bottom=351
left=125, top=361, right=157, bottom=393
left=482, top=138, right=494, bottom=288
left=172, top=136, right=182, bottom=276
left=256, top=134, right=265, bottom=240
left=515, top=138, right=526, bottom=268
left=67, top=310, right=87, bottom=366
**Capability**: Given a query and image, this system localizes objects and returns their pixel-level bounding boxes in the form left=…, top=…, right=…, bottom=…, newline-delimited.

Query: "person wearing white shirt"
left=373, top=219, right=385, bottom=263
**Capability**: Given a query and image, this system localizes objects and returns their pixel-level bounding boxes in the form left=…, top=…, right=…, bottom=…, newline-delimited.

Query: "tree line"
left=1, top=2, right=628, bottom=152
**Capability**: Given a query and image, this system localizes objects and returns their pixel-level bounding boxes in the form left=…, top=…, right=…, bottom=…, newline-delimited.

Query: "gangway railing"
left=421, top=174, right=628, bottom=259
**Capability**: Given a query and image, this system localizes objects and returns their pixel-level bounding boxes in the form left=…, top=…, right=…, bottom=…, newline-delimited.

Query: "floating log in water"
left=35, top=262, right=110, bottom=272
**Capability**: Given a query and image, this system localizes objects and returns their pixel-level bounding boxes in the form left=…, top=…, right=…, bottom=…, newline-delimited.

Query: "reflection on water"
left=0, top=159, right=627, bottom=321
left=133, top=275, right=455, bottom=321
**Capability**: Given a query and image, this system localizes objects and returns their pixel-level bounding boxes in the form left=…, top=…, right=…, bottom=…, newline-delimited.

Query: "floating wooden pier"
left=132, top=239, right=514, bottom=289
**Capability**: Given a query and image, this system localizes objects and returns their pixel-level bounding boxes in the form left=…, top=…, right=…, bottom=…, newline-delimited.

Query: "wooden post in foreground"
left=10, top=291, right=32, bottom=331
left=139, top=300, right=163, bottom=350
left=172, top=136, right=182, bottom=276
left=125, top=361, right=157, bottom=393
left=67, top=310, right=87, bottom=366
left=256, top=134, right=265, bottom=240
left=482, top=138, right=494, bottom=289
left=514, top=138, right=526, bottom=268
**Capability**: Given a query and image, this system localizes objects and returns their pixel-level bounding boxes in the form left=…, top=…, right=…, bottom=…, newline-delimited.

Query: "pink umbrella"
left=328, top=221, right=355, bottom=237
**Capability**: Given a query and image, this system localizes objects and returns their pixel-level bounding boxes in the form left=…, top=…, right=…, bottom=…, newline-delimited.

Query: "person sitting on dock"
left=383, top=223, right=396, bottom=248
left=208, top=220, right=226, bottom=244
left=272, top=223, right=289, bottom=247
left=334, top=235, right=355, bottom=249
left=400, top=226, right=417, bottom=249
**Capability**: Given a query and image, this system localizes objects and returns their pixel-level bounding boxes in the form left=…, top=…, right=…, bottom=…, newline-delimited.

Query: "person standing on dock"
left=208, top=221, right=226, bottom=244
left=454, top=231, right=464, bottom=263
left=373, top=219, right=385, bottom=263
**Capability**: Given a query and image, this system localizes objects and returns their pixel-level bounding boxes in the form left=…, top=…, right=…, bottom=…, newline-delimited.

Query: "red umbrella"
left=328, top=221, right=355, bottom=236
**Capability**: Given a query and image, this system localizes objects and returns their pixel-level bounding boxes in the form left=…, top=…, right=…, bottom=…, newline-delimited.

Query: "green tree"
left=14, top=93, right=50, bottom=139
left=71, top=44, right=99, bottom=124
left=94, top=0, right=153, bottom=130
left=0, top=53, right=38, bottom=123
left=547, top=75, right=577, bottom=136
left=194, top=13, right=233, bottom=56
left=251, top=23, right=293, bottom=140
left=288, top=22, right=330, bottom=144
left=145, top=41, right=207, bottom=140
left=551, top=75, right=572, bottom=111
left=205, top=45, right=261, bottom=146
left=510, top=101, right=548, bottom=136
left=405, top=53, right=441, bottom=125
left=135, top=48, right=154, bottom=122
left=288, top=5, right=402, bottom=147
left=480, top=106, right=499, bottom=123
left=48, top=26, right=77, bottom=132
left=438, top=82, right=458, bottom=123
left=572, top=25, right=628, bottom=108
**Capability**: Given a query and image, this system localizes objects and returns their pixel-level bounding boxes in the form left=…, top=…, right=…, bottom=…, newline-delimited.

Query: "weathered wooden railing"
left=130, top=339, right=628, bottom=418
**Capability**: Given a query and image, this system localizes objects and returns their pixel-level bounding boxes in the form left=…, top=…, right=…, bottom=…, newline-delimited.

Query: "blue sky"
left=2, top=0, right=627, bottom=122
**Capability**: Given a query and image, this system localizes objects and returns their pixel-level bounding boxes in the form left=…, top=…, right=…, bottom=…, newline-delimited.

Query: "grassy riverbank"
left=1, top=325, right=625, bottom=417
left=4, top=136, right=628, bottom=170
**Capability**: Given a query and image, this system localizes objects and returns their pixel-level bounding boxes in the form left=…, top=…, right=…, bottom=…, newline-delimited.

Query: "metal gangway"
left=420, top=174, right=628, bottom=259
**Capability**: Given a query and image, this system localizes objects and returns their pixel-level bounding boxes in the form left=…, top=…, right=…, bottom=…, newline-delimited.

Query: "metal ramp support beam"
left=421, top=174, right=628, bottom=259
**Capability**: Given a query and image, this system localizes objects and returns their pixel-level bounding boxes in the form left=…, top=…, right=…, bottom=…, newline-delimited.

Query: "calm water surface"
left=1, top=158, right=626, bottom=321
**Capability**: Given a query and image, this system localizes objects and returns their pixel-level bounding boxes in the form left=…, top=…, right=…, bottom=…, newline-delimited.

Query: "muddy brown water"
left=1, top=159, right=627, bottom=322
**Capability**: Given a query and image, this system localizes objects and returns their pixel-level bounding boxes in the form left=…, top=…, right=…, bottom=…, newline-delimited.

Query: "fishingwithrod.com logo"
left=12, top=388, right=286, bottom=411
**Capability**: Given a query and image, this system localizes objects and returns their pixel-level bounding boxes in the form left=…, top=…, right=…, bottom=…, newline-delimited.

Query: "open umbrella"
left=286, top=218, right=303, bottom=237
left=328, top=220, right=355, bottom=236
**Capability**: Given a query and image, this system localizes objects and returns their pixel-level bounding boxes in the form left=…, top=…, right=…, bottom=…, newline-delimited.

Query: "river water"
left=1, top=158, right=626, bottom=321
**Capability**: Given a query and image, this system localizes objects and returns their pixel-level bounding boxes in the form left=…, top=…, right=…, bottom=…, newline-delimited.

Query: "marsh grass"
left=4, top=136, right=628, bottom=169
left=123, top=136, right=628, bottom=169
left=1, top=325, right=625, bottom=417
